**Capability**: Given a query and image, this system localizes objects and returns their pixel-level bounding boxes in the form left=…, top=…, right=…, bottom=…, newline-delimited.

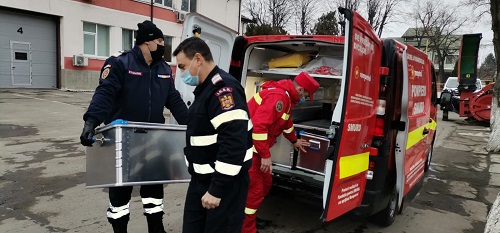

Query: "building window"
left=181, top=0, right=196, bottom=12
left=122, top=29, right=137, bottom=50
left=83, top=22, right=109, bottom=56
left=163, top=36, right=173, bottom=62
left=155, top=0, right=172, bottom=7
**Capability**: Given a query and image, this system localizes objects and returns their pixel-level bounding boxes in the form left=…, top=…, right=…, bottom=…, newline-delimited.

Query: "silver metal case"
left=86, top=121, right=190, bottom=188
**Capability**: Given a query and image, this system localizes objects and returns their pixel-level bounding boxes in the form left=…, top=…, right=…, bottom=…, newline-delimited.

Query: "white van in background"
left=442, top=77, right=482, bottom=93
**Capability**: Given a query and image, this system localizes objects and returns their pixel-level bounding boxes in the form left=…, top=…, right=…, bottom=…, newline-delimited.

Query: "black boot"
left=256, top=217, right=271, bottom=229
left=112, top=224, right=128, bottom=233
left=146, top=214, right=166, bottom=233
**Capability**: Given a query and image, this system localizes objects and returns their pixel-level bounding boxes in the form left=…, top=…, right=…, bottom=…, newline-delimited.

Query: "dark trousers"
left=107, top=184, right=164, bottom=231
left=182, top=174, right=249, bottom=233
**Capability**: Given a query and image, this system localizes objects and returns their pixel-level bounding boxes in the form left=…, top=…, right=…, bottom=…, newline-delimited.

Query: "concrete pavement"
left=0, top=89, right=498, bottom=233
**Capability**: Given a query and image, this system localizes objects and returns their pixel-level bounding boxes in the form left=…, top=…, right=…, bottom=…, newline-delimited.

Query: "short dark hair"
left=173, top=37, right=214, bottom=62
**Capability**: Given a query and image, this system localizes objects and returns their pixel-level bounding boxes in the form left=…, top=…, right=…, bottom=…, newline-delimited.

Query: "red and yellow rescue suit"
left=242, top=80, right=299, bottom=233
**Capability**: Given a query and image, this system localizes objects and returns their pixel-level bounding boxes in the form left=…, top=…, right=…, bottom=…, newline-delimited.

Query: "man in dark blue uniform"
left=173, top=37, right=252, bottom=233
left=80, top=20, right=188, bottom=233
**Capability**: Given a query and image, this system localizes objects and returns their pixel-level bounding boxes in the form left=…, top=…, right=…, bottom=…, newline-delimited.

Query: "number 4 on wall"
left=17, top=27, right=23, bottom=34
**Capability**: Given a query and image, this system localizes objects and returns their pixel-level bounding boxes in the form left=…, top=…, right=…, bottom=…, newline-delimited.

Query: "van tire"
left=425, top=140, right=435, bottom=172
left=371, top=188, right=398, bottom=227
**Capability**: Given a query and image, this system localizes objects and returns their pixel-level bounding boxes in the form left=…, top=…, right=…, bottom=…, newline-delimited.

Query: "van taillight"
left=369, top=161, right=375, bottom=170
left=374, top=118, right=384, bottom=136
left=367, top=161, right=375, bottom=180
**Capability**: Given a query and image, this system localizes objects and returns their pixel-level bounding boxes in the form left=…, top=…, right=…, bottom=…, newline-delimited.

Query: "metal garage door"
left=0, top=10, right=57, bottom=88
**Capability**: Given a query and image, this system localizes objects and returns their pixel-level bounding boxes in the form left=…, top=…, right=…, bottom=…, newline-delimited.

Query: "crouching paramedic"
left=242, top=72, right=320, bottom=233
left=79, top=20, right=188, bottom=233
left=173, top=37, right=253, bottom=232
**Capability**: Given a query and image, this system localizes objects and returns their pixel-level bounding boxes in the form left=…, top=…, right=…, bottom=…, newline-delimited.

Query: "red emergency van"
left=174, top=8, right=438, bottom=226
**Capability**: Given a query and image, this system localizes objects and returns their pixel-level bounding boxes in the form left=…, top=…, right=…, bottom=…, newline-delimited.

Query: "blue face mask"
left=180, top=60, right=199, bottom=86
left=298, top=97, right=306, bottom=104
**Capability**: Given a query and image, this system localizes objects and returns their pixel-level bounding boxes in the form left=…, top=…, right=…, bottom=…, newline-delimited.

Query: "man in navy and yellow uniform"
left=173, top=37, right=252, bottom=233
left=80, top=21, right=188, bottom=233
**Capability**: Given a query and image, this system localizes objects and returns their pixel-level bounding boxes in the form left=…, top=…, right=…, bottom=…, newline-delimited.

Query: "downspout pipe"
left=151, top=0, right=154, bottom=22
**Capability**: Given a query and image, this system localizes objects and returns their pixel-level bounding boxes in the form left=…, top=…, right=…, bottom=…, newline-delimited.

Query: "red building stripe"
left=73, top=0, right=177, bottom=23
left=64, top=57, right=103, bottom=71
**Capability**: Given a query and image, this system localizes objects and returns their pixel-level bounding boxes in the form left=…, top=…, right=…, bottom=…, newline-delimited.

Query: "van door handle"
left=422, top=128, right=429, bottom=135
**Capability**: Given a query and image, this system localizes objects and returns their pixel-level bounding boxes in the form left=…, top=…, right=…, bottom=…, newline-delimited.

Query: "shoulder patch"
left=215, top=87, right=233, bottom=97
left=211, top=74, right=223, bottom=85
left=219, top=93, right=235, bottom=111
left=101, top=68, right=110, bottom=79
left=276, top=100, right=284, bottom=112
left=111, top=50, right=128, bottom=57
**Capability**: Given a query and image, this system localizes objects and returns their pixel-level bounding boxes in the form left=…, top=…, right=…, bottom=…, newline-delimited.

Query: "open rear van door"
left=322, top=9, right=383, bottom=221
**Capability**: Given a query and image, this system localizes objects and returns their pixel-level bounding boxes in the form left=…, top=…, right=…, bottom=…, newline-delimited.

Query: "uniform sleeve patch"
left=276, top=100, right=284, bottom=112
left=215, top=87, right=233, bottom=97
left=157, top=74, right=171, bottom=79
left=101, top=68, right=110, bottom=79
left=219, top=94, right=235, bottom=110
left=128, top=70, right=143, bottom=76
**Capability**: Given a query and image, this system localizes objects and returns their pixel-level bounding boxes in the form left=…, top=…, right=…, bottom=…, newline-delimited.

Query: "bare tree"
left=329, top=0, right=402, bottom=37
left=411, top=0, right=468, bottom=82
left=268, top=0, right=293, bottom=31
left=343, top=0, right=362, bottom=11
left=464, top=0, right=491, bottom=18
left=293, top=0, right=318, bottom=35
left=376, top=0, right=402, bottom=37
left=243, top=0, right=293, bottom=33
left=367, top=0, right=382, bottom=32
left=244, top=0, right=267, bottom=25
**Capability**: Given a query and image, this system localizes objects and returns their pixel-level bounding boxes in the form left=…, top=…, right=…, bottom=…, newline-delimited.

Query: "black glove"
left=80, top=117, right=101, bottom=147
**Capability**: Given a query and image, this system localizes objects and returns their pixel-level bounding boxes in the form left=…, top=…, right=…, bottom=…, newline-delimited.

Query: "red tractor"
left=440, top=34, right=493, bottom=122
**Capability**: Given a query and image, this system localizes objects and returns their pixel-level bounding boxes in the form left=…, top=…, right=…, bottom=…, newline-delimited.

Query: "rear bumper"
left=352, top=188, right=391, bottom=217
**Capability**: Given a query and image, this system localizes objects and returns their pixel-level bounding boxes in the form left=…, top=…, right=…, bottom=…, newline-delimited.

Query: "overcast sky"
left=378, top=0, right=494, bottom=63
left=242, top=0, right=494, bottom=63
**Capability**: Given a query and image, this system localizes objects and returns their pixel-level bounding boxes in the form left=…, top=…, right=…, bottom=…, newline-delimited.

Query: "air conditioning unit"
left=176, top=11, right=186, bottom=22
left=73, top=55, right=88, bottom=66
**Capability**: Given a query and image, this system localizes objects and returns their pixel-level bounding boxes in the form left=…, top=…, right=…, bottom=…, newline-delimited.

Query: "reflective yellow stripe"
left=215, top=161, right=242, bottom=176
left=210, top=109, right=249, bottom=129
left=193, top=163, right=215, bottom=174
left=245, top=207, right=257, bottom=214
left=254, top=93, right=262, bottom=105
left=107, top=203, right=130, bottom=219
left=281, top=113, right=290, bottom=120
left=141, top=198, right=163, bottom=205
left=252, top=145, right=258, bottom=153
left=428, top=118, right=437, bottom=130
left=144, top=205, right=164, bottom=214
left=244, top=147, right=253, bottom=161
left=252, top=133, right=268, bottom=141
left=406, top=118, right=436, bottom=150
left=190, top=134, right=218, bottom=146
left=339, top=152, right=369, bottom=179
left=283, top=126, right=294, bottom=134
